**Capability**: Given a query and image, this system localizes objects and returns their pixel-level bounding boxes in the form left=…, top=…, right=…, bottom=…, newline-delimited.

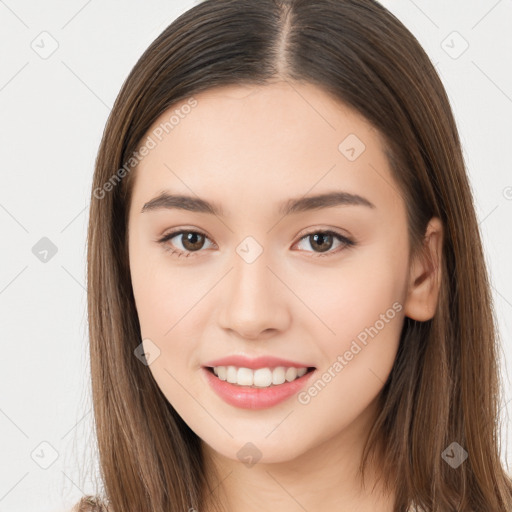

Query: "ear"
left=403, top=217, right=444, bottom=322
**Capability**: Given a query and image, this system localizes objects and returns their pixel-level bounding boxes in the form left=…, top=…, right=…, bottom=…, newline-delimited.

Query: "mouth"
left=201, top=364, right=317, bottom=409
left=204, top=365, right=316, bottom=389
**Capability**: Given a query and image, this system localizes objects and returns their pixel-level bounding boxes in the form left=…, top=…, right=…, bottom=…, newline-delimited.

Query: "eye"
left=293, top=229, right=355, bottom=257
left=157, top=229, right=215, bottom=258
left=157, top=228, right=355, bottom=258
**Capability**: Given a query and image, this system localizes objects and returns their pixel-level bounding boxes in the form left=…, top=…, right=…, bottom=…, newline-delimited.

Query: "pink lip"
left=201, top=366, right=317, bottom=410
left=203, top=355, right=315, bottom=370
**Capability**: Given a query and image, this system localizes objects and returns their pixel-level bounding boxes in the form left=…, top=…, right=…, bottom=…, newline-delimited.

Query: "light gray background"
left=1, top=1, right=511, bottom=511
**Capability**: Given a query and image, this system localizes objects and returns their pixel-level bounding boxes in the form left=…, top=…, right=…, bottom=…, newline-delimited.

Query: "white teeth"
left=226, top=366, right=237, bottom=384
left=210, top=365, right=311, bottom=388
left=297, top=367, right=307, bottom=377
left=285, top=367, right=297, bottom=381
left=272, top=366, right=286, bottom=385
left=237, top=367, right=253, bottom=386
left=253, top=368, right=272, bottom=387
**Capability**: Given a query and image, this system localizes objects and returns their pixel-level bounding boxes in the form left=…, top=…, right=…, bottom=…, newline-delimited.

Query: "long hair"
left=79, top=0, right=512, bottom=510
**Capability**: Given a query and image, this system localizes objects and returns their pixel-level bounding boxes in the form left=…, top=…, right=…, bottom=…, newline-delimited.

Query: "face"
left=127, top=81, right=411, bottom=465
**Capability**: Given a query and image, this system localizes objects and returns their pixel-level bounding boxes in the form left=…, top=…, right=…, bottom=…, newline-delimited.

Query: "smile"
left=210, top=365, right=312, bottom=388
left=202, top=366, right=316, bottom=409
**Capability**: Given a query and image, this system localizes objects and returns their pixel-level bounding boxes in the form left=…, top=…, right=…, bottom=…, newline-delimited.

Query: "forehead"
left=130, top=81, right=400, bottom=215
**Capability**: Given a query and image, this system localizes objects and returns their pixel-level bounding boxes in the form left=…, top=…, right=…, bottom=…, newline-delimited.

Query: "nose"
left=217, top=249, right=291, bottom=340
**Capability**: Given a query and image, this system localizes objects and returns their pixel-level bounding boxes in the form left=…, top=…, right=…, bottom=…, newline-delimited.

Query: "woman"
left=75, top=0, right=512, bottom=510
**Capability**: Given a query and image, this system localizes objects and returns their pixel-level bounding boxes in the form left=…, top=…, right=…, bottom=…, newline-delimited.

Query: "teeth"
left=238, top=367, right=254, bottom=386
left=211, top=365, right=310, bottom=388
left=226, top=366, right=237, bottom=384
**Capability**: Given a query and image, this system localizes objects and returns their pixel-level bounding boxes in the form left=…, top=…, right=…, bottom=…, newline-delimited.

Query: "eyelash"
left=157, top=228, right=356, bottom=259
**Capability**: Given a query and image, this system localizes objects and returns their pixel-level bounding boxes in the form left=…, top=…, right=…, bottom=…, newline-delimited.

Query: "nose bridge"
left=232, top=251, right=270, bottom=301
left=218, top=239, right=289, bottom=337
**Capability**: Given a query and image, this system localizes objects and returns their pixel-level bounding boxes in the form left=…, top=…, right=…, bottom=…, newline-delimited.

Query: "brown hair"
left=79, top=0, right=512, bottom=510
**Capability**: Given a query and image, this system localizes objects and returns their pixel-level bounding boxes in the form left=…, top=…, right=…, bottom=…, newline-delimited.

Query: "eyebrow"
left=141, top=190, right=376, bottom=216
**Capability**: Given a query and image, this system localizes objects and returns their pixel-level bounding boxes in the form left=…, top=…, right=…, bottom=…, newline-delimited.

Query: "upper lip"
left=203, top=355, right=315, bottom=370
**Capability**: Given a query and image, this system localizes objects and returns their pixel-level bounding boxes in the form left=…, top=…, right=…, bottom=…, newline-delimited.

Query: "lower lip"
left=201, top=367, right=316, bottom=410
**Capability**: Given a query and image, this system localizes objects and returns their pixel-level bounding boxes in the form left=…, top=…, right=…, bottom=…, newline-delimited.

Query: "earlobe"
left=403, top=217, right=444, bottom=322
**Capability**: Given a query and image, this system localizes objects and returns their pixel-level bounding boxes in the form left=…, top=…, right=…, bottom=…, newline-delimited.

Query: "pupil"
left=183, top=232, right=204, bottom=251
left=312, top=233, right=332, bottom=252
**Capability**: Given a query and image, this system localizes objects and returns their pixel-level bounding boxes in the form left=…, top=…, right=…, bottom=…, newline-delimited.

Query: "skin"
left=127, top=80, right=443, bottom=512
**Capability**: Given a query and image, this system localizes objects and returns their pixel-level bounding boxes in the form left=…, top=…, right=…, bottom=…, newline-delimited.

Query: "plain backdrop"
left=0, top=1, right=511, bottom=510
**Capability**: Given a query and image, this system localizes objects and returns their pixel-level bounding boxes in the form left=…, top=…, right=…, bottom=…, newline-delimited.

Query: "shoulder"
left=69, top=496, right=111, bottom=512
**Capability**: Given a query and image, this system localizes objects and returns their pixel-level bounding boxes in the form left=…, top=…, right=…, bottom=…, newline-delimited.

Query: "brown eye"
left=158, top=229, right=215, bottom=257
left=181, top=231, right=206, bottom=251
left=308, top=232, right=334, bottom=253
left=295, top=230, right=355, bottom=257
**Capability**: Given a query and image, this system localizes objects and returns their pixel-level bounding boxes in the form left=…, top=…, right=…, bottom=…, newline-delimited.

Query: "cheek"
left=326, top=265, right=405, bottom=344
left=129, top=234, right=195, bottom=337
left=294, top=260, right=406, bottom=436
left=300, top=239, right=407, bottom=340
left=128, top=241, right=211, bottom=390
left=296, top=238, right=407, bottom=390
left=129, top=252, right=202, bottom=409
